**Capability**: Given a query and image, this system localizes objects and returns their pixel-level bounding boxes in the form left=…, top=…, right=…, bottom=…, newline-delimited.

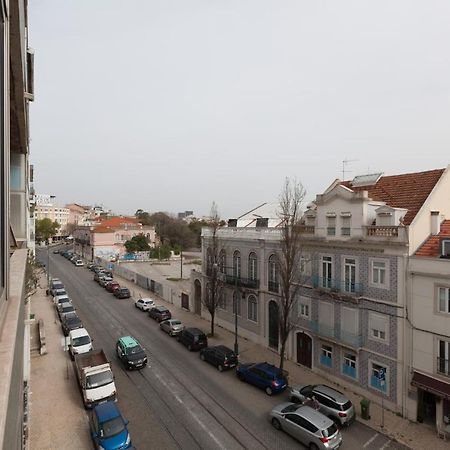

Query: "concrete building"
left=73, top=216, right=157, bottom=261
left=0, top=0, right=35, bottom=448
left=34, top=201, right=70, bottom=236
left=193, top=167, right=450, bottom=418
left=66, top=203, right=90, bottom=226
left=407, top=219, right=450, bottom=432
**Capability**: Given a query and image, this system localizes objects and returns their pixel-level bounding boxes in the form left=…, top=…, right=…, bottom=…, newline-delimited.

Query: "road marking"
left=363, top=433, right=379, bottom=448
left=378, top=441, right=391, bottom=450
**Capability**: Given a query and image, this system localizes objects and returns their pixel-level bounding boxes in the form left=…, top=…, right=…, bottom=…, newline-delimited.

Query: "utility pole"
left=180, top=248, right=183, bottom=279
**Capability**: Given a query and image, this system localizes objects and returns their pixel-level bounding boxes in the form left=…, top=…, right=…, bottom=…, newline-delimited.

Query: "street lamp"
left=46, top=240, right=50, bottom=287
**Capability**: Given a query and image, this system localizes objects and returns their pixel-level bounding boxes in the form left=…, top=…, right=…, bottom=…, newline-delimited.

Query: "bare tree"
left=277, top=178, right=307, bottom=372
left=202, top=202, right=224, bottom=337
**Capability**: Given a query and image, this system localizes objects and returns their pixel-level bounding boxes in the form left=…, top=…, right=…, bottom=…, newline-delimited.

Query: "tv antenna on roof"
left=342, top=158, right=359, bottom=180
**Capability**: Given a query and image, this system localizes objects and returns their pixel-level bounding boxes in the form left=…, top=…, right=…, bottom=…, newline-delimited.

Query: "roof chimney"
left=431, top=211, right=440, bottom=235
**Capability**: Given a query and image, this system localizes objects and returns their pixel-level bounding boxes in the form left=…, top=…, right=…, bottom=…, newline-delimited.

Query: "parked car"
left=102, top=269, right=113, bottom=278
left=106, top=281, right=120, bottom=293
left=177, top=327, right=208, bottom=351
left=48, top=279, right=65, bottom=296
left=53, top=288, right=67, bottom=298
left=59, top=304, right=76, bottom=321
left=89, top=401, right=132, bottom=450
left=70, top=255, right=78, bottom=264
left=68, top=327, right=93, bottom=360
left=148, top=306, right=171, bottom=322
left=116, top=336, right=147, bottom=370
left=86, top=262, right=94, bottom=270
left=94, top=271, right=106, bottom=282
left=270, top=403, right=342, bottom=450
left=289, top=384, right=355, bottom=426
left=159, top=319, right=184, bottom=336
left=114, top=288, right=131, bottom=299
left=53, top=293, right=70, bottom=305
left=134, top=297, right=155, bottom=311
left=199, top=345, right=237, bottom=371
left=93, top=266, right=104, bottom=274
left=61, top=313, right=83, bottom=336
left=100, top=276, right=113, bottom=287
left=53, top=249, right=60, bottom=254
left=75, top=259, right=84, bottom=267
left=236, top=362, right=288, bottom=396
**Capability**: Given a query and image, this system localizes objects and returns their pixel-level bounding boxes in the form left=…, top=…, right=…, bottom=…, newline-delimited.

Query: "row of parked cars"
left=90, top=264, right=132, bottom=299
left=68, top=256, right=353, bottom=449
left=130, top=290, right=352, bottom=449
left=48, top=257, right=134, bottom=450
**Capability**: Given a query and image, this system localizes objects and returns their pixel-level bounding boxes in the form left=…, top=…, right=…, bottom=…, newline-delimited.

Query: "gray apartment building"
left=0, top=0, right=34, bottom=448
left=193, top=167, right=450, bottom=415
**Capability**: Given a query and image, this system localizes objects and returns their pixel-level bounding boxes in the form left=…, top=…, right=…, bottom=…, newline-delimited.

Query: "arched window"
left=247, top=295, right=258, bottom=322
left=219, top=249, right=226, bottom=274
left=219, top=290, right=227, bottom=310
left=248, top=252, right=258, bottom=281
left=233, top=251, right=241, bottom=279
left=232, top=290, right=241, bottom=316
left=268, top=254, right=279, bottom=292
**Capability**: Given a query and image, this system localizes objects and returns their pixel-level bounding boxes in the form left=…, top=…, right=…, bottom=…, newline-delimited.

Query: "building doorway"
left=418, top=390, right=436, bottom=425
left=296, top=332, right=312, bottom=368
left=268, top=300, right=279, bottom=349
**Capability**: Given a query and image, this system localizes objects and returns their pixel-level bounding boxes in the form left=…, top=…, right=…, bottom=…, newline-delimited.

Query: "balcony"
left=224, top=275, right=260, bottom=289
left=370, top=375, right=387, bottom=392
left=310, top=321, right=336, bottom=339
left=338, top=329, right=363, bottom=348
left=342, top=364, right=357, bottom=378
left=312, top=275, right=363, bottom=295
left=308, top=321, right=363, bottom=349
left=320, top=354, right=332, bottom=368
left=364, top=226, right=408, bottom=242
left=437, top=357, right=450, bottom=377
left=298, top=225, right=315, bottom=234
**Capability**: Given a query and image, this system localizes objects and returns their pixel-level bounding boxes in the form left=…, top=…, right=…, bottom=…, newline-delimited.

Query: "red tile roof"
left=415, top=220, right=450, bottom=257
left=97, top=217, right=139, bottom=228
left=341, top=168, right=445, bottom=225
left=93, top=225, right=113, bottom=233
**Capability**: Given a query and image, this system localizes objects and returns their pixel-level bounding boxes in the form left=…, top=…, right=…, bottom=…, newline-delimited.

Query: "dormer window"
left=441, top=239, right=450, bottom=259
left=326, top=213, right=336, bottom=236
left=340, top=212, right=351, bottom=236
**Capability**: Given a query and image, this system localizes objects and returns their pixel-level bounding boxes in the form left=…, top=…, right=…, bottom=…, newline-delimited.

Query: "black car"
left=177, top=328, right=208, bottom=351
left=148, top=306, right=171, bottom=322
left=114, top=287, right=131, bottom=299
left=61, top=313, right=83, bottom=336
left=116, top=336, right=148, bottom=370
left=199, top=345, right=237, bottom=371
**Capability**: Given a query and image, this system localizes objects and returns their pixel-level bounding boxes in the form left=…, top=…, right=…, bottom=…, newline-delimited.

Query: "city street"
left=37, top=248, right=409, bottom=450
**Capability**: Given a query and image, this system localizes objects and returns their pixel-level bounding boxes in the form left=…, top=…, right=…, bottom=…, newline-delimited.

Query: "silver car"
left=135, top=298, right=155, bottom=312
left=270, top=403, right=342, bottom=450
left=290, top=384, right=355, bottom=426
left=160, top=319, right=184, bottom=336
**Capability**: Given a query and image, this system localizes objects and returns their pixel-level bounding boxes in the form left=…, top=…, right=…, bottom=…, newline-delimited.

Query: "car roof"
left=118, top=336, right=140, bottom=348
left=69, top=328, right=89, bottom=338
left=312, top=385, right=348, bottom=404
left=255, top=362, right=283, bottom=375
left=139, top=298, right=153, bottom=302
left=213, top=345, right=234, bottom=353
left=295, top=405, right=334, bottom=428
left=185, top=327, right=204, bottom=335
left=94, top=401, right=121, bottom=421
left=155, top=305, right=168, bottom=311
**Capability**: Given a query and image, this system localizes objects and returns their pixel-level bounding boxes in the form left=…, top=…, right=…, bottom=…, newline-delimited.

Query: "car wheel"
left=265, top=386, right=273, bottom=396
left=309, top=444, right=319, bottom=450
left=237, top=373, right=245, bottom=381
left=200, top=353, right=206, bottom=361
left=271, top=418, right=282, bottom=430
left=218, top=365, right=224, bottom=372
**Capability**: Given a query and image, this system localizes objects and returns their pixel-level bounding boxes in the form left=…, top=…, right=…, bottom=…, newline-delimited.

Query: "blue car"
left=236, top=362, right=288, bottom=395
left=89, top=401, right=132, bottom=450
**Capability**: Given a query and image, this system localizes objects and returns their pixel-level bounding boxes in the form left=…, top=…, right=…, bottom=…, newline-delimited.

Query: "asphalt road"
left=38, top=248, right=410, bottom=450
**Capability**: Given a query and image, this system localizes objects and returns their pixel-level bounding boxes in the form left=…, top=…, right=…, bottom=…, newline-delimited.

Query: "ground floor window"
left=320, top=344, right=333, bottom=368
left=342, top=353, right=357, bottom=378
left=247, top=295, right=258, bottom=322
left=370, top=361, right=387, bottom=393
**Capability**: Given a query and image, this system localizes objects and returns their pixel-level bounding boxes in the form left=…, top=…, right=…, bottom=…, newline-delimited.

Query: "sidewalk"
left=117, top=272, right=448, bottom=450
left=29, top=275, right=91, bottom=450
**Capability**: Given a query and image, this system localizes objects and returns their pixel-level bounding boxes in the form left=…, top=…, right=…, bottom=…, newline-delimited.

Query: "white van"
left=68, top=328, right=93, bottom=359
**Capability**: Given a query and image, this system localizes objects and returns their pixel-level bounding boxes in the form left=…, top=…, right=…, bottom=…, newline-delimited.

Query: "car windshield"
left=341, top=401, right=352, bottom=411
left=171, top=320, right=181, bottom=326
left=323, top=423, right=338, bottom=438
left=72, top=335, right=90, bottom=346
left=99, top=416, right=125, bottom=439
left=281, top=404, right=301, bottom=414
left=64, top=313, right=78, bottom=321
left=62, top=306, right=75, bottom=313
left=86, top=370, right=114, bottom=389
left=126, top=345, right=143, bottom=355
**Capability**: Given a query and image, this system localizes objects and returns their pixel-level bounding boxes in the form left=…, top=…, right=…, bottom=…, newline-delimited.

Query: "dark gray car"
left=270, top=403, right=342, bottom=449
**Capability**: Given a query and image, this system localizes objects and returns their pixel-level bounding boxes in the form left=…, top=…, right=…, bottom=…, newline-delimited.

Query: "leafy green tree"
left=124, top=234, right=150, bottom=253
left=35, top=218, right=60, bottom=243
left=149, top=245, right=171, bottom=260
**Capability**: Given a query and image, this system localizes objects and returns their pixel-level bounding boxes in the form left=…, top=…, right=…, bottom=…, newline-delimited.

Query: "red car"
left=106, top=281, right=120, bottom=293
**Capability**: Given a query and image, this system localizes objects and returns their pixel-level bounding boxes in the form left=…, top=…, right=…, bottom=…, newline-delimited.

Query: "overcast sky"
left=29, top=1, right=450, bottom=219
